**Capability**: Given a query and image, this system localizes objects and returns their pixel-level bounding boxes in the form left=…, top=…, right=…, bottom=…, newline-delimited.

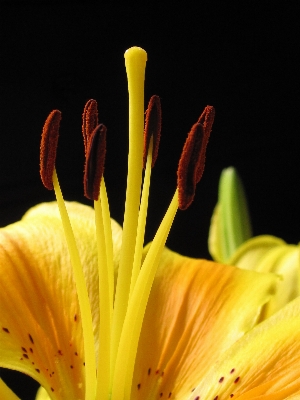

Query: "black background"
left=1, top=2, right=299, bottom=399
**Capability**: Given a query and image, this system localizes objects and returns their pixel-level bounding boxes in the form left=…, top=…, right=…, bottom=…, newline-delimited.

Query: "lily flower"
left=209, top=166, right=300, bottom=318
left=0, top=47, right=300, bottom=400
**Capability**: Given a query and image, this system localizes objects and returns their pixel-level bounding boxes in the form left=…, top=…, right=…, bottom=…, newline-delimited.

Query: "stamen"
left=40, top=109, right=61, bottom=190
left=177, top=106, right=215, bottom=210
left=83, top=123, right=107, bottom=200
left=143, top=95, right=162, bottom=168
left=82, top=99, right=99, bottom=154
left=40, top=111, right=97, bottom=399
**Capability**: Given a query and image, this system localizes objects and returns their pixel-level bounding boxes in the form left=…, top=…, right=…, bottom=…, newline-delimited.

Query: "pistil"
left=111, top=47, right=147, bottom=380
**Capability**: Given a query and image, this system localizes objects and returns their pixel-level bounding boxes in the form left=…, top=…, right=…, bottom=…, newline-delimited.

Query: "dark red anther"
left=143, top=95, right=162, bottom=169
left=84, top=123, right=107, bottom=200
left=40, top=109, right=61, bottom=190
left=196, top=105, right=215, bottom=182
left=82, top=99, right=99, bottom=154
left=177, top=106, right=215, bottom=210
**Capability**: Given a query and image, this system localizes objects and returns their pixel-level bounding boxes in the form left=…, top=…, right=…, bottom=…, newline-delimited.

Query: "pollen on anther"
left=177, top=106, right=215, bottom=210
left=82, top=99, right=99, bottom=155
left=197, top=105, right=215, bottom=137
left=40, top=110, right=61, bottom=190
left=143, top=95, right=162, bottom=168
left=84, top=123, right=107, bottom=200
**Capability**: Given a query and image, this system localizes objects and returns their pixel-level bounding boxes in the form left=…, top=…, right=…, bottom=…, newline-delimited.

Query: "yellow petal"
left=257, top=244, right=299, bottom=319
left=229, top=235, right=299, bottom=318
left=0, top=202, right=122, bottom=399
left=35, top=386, right=51, bottom=400
left=131, top=247, right=278, bottom=399
left=192, top=296, right=300, bottom=399
left=228, top=235, right=286, bottom=271
left=0, top=378, right=20, bottom=400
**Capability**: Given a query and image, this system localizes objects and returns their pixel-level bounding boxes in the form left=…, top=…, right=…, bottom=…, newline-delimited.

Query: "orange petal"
left=132, top=246, right=278, bottom=399
left=0, top=202, right=122, bottom=399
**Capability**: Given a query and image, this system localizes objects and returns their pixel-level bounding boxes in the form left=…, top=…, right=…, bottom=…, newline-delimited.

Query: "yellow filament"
left=130, top=136, right=153, bottom=297
left=94, top=178, right=114, bottom=400
left=111, top=190, right=179, bottom=400
left=99, top=178, right=114, bottom=315
left=0, top=379, right=20, bottom=400
left=112, top=47, right=147, bottom=374
left=52, top=169, right=97, bottom=400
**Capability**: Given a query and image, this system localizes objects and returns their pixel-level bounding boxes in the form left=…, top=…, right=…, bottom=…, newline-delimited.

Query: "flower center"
left=40, top=46, right=214, bottom=400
